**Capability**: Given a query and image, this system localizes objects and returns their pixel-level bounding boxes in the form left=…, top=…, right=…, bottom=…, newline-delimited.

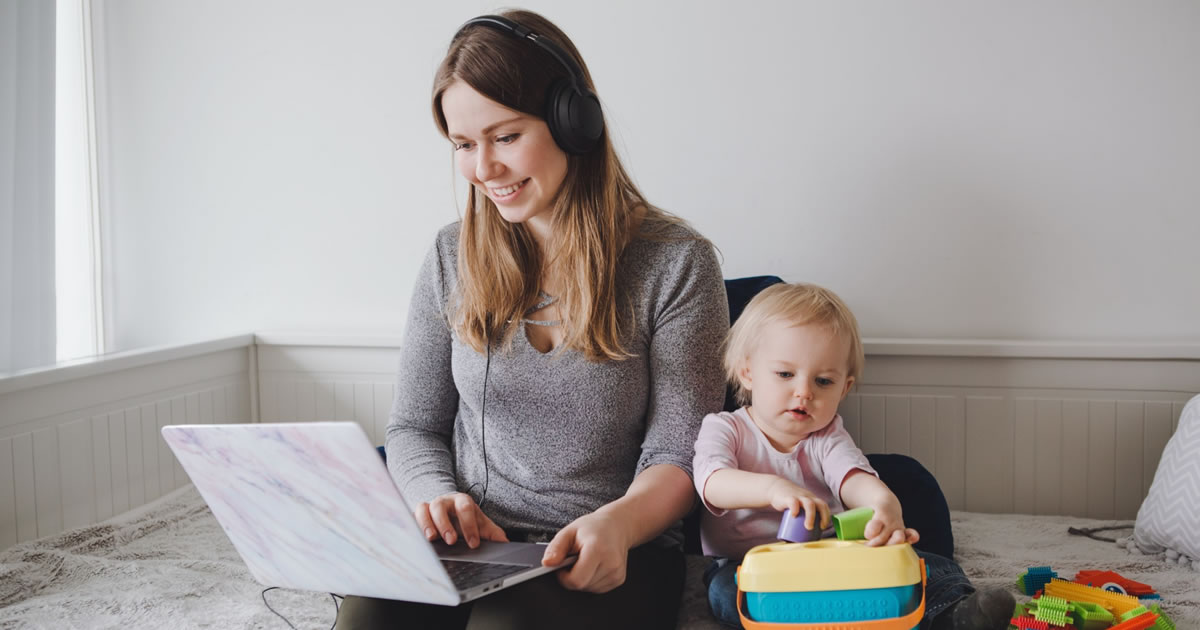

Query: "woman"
left=336, top=9, right=728, bottom=629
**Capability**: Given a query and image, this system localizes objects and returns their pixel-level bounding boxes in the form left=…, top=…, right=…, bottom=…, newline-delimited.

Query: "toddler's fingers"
left=816, top=501, right=832, bottom=529
left=797, top=498, right=815, bottom=529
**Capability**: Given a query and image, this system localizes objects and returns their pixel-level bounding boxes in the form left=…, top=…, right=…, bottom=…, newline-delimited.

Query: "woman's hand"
left=541, top=509, right=633, bottom=593
left=766, top=478, right=832, bottom=531
left=862, top=503, right=920, bottom=547
left=414, top=492, right=508, bottom=549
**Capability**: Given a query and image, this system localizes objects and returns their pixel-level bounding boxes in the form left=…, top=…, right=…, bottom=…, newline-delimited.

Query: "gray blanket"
left=2, top=485, right=1197, bottom=629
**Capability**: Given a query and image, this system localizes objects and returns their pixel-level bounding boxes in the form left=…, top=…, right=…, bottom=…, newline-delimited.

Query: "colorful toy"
left=777, top=508, right=822, bottom=543
left=731, top=507, right=926, bottom=628
left=1017, top=566, right=1059, bottom=596
left=1008, top=567, right=1175, bottom=630
left=735, top=539, right=925, bottom=628
left=1074, top=571, right=1157, bottom=599
left=832, top=506, right=875, bottom=540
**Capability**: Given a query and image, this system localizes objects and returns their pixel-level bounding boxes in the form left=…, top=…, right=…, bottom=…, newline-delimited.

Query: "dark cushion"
left=720, top=276, right=784, bottom=413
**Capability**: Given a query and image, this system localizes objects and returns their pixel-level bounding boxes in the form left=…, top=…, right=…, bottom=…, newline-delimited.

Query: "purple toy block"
left=777, top=508, right=822, bottom=543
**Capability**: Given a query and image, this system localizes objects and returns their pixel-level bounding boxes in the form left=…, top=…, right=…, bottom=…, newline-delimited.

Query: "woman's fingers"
left=426, top=497, right=458, bottom=545
left=543, top=525, right=578, bottom=568
left=414, top=502, right=438, bottom=541
left=414, top=493, right=509, bottom=548
left=478, top=515, right=509, bottom=543
left=452, top=494, right=481, bottom=548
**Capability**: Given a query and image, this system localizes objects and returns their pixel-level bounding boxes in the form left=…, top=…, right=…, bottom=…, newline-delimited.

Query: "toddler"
left=693, top=282, right=1014, bottom=629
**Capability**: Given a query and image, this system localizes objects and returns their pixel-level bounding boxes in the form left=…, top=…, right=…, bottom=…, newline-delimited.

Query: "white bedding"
left=2, top=485, right=1197, bottom=629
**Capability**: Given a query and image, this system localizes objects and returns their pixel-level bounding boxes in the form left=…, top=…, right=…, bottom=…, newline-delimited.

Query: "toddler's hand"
left=862, top=505, right=919, bottom=547
left=766, top=478, right=831, bottom=531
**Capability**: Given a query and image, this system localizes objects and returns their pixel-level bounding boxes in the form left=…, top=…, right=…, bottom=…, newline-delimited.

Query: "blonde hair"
left=724, top=283, right=864, bottom=406
left=432, top=9, right=689, bottom=361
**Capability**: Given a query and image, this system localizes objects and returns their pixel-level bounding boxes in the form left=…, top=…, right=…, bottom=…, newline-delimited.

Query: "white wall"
left=94, top=0, right=1200, bottom=352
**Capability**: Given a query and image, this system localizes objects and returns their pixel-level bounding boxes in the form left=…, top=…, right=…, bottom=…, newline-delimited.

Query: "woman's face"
left=441, top=80, right=569, bottom=234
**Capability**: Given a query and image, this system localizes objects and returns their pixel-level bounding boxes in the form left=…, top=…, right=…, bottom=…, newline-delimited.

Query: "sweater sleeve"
left=384, top=233, right=460, bottom=506
left=636, top=239, right=728, bottom=478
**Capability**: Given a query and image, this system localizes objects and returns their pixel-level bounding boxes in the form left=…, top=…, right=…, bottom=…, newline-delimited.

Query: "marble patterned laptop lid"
left=161, top=422, right=460, bottom=604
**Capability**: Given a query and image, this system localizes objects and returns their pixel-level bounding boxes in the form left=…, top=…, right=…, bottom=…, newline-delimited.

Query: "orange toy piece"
left=1106, top=612, right=1159, bottom=630
left=1074, top=571, right=1156, bottom=597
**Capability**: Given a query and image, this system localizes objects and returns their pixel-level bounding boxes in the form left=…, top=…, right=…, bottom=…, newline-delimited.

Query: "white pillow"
left=1128, top=394, right=1200, bottom=570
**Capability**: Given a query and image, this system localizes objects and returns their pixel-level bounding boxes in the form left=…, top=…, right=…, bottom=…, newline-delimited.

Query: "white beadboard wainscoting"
left=2, top=333, right=1197, bottom=552
left=0, top=336, right=255, bottom=550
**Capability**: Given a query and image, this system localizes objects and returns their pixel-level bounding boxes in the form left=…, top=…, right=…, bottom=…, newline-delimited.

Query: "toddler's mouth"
left=788, top=408, right=810, bottom=418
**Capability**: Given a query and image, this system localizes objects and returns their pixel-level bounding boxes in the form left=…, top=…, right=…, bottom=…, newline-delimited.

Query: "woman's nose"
left=475, top=145, right=503, bottom=182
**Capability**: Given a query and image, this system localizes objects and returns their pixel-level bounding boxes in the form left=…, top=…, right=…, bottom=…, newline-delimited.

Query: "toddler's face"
left=740, top=321, right=855, bottom=452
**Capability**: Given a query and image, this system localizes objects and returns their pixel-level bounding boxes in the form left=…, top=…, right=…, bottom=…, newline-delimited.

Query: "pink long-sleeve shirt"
left=692, top=407, right=876, bottom=558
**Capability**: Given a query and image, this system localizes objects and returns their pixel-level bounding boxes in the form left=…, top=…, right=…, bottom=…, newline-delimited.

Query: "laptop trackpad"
left=433, top=540, right=550, bottom=567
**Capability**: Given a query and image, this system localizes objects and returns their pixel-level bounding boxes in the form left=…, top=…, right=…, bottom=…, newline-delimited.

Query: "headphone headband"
left=453, top=14, right=604, bottom=155
left=456, top=15, right=589, bottom=89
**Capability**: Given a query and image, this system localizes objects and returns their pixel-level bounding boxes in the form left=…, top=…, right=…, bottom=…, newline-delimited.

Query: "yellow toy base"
left=736, top=558, right=927, bottom=630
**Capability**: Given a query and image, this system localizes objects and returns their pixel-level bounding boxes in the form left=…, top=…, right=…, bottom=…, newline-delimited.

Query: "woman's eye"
left=453, top=141, right=474, bottom=151
left=496, top=134, right=518, bottom=144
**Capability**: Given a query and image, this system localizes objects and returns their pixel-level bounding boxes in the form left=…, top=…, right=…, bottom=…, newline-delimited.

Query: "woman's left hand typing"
left=541, top=508, right=633, bottom=593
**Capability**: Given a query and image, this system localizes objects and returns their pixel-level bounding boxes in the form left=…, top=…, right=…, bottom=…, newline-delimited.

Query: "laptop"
left=161, top=421, right=574, bottom=605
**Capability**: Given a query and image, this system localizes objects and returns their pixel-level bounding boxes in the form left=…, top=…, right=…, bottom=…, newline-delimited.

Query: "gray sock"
left=937, top=587, right=1016, bottom=630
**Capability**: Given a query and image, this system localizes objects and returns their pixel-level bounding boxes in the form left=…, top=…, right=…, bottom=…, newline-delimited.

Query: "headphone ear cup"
left=545, top=79, right=604, bottom=155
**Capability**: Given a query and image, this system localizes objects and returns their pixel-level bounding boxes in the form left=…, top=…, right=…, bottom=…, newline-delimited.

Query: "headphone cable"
left=467, top=338, right=492, bottom=510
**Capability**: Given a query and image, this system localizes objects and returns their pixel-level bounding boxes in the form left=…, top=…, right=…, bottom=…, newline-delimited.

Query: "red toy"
left=1074, top=571, right=1156, bottom=598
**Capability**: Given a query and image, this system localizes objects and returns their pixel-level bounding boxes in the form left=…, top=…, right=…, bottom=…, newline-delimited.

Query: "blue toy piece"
left=1017, top=566, right=1058, bottom=596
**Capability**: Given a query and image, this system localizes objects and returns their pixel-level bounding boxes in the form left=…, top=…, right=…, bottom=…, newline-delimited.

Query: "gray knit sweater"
left=385, top=221, right=728, bottom=547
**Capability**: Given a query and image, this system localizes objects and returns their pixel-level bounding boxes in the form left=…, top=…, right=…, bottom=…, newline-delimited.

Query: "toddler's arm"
left=704, top=470, right=831, bottom=531
left=839, top=469, right=920, bottom=547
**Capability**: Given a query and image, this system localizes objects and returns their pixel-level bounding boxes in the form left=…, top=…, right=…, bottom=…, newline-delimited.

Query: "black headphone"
left=455, top=15, right=604, bottom=155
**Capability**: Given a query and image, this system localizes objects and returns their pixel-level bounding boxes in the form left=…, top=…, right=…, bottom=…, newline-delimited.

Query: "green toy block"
left=1149, top=603, right=1175, bottom=630
left=1120, top=606, right=1150, bottom=622
left=1069, top=600, right=1114, bottom=630
left=1032, top=595, right=1071, bottom=627
left=832, top=506, right=875, bottom=540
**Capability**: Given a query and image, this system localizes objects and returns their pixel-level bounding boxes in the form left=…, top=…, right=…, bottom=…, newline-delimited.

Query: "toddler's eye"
left=816, top=377, right=834, bottom=387
left=775, top=371, right=793, bottom=379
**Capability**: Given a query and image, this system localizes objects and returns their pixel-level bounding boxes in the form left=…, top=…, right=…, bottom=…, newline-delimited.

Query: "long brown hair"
left=433, top=9, right=685, bottom=361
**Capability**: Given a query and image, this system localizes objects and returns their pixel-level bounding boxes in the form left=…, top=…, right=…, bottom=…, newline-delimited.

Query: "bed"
left=2, top=483, right=1196, bottom=629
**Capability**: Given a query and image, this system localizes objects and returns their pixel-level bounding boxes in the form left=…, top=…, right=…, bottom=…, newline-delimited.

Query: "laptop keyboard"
left=441, top=559, right=529, bottom=591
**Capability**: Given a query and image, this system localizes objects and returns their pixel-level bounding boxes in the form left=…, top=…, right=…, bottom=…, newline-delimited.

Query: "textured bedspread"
left=2, top=485, right=1197, bottom=629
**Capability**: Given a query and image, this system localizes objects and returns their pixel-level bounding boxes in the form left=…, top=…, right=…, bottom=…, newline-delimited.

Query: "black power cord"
left=261, top=586, right=343, bottom=630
